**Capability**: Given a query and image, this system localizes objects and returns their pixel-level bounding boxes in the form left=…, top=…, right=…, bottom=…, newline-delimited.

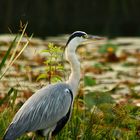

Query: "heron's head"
left=66, top=31, right=103, bottom=52
left=66, top=31, right=88, bottom=48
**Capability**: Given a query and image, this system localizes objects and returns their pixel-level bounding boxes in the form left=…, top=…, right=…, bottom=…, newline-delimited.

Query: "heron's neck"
left=65, top=44, right=81, bottom=98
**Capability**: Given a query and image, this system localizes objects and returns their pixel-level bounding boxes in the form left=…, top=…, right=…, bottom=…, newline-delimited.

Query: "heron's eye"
left=82, top=34, right=88, bottom=39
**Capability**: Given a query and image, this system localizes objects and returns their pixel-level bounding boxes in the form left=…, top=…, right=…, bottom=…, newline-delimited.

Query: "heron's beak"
left=82, top=35, right=106, bottom=45
left=87, top=35, right=105, bottom=40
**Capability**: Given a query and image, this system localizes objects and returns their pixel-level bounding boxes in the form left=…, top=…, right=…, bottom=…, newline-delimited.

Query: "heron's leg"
left=32, top=133, right=36, bottom=140
left=32, top=135, right=35, bottom=140
left=48, top=131, right=52, bottom=140
left=44, top=131, right=52, bottom=140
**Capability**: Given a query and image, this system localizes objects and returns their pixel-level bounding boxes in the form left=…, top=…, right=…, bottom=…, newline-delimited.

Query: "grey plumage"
left=3, top=83, right=73, bottom=140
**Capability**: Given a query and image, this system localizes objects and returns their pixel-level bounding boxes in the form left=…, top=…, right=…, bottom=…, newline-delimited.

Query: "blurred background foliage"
left=0, top=0, right=140, bottom=37
left=1, top=0, right=140, bottom=139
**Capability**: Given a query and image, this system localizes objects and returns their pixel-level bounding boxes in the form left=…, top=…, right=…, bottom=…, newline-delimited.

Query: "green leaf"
left=36, top=73, right=48, bottom=81
left=84, top=76, right=96, bottom=86
left=52, top=75, right=62, bottom=82
left=93, top=62, right=104, bottom=68
left=44, top=59, right=51, bottom=65
left=0, top=36, right=17, bottom=72
left=57, top=64, right=64, bottom=70
left=0, top=87, right=15, bottom=106
left=41, top=50, right=50, bottom=53
left=10, top=88, right=18, bottom=107
left=7, top=87, right=15, bottom=96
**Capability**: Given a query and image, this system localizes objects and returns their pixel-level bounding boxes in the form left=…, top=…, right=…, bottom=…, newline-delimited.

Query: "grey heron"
left=3, top=31, right=102, bottom=140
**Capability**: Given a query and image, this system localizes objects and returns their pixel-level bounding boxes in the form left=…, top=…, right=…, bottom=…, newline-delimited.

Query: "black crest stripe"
left=66, top=31, right=87, bottom=46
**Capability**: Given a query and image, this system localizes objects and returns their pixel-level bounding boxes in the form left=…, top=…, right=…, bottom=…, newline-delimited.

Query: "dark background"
left=0, top=0, right=140, bottom=37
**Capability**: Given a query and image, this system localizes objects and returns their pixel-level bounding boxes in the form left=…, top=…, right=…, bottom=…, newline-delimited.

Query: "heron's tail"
left=3, top=123, right=23, bottom=140
left=3, top=130, right=12, bottom=140
left=3, top=132, right=10, bottom=140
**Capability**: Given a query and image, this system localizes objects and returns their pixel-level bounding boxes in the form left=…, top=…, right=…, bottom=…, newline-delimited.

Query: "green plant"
left=37, top=43, right=64, bottom=84
left=98, top=43, right=118, bottom=54
left=84, top=76, right=96, bottom=86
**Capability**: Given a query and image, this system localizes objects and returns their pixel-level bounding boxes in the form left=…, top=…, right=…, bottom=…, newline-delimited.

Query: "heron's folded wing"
left=27, top=83, right=73, bottom=130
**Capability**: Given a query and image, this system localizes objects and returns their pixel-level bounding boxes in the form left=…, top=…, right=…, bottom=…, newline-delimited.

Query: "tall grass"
left=0, top=89, right=140, bottom=139
left=0, top=24, right=32, bottom=139
left=0, top=23, right=32, bottom=80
